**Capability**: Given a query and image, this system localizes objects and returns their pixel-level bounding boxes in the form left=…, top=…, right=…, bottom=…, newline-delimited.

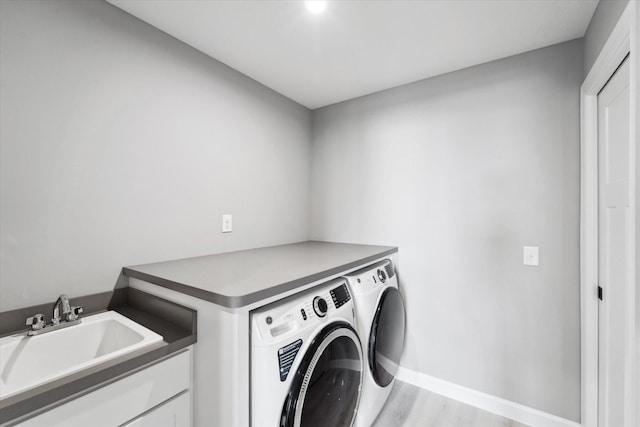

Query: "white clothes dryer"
left=251, top=278, right=363, bottom=427
left=343, top=260, right=406, bottom=427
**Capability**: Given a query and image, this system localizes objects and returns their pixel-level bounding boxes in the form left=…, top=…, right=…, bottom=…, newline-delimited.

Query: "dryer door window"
left=280, top=323, right=363, bottom=427
left=369, top=287, right=406, bottom=387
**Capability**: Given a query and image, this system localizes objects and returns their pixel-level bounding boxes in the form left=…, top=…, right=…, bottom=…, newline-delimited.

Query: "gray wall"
left=310, top=40, right=583, bottom=421
left=584, top=0, right=630, bottom=75
left=0, top=0, right=311, bottom=312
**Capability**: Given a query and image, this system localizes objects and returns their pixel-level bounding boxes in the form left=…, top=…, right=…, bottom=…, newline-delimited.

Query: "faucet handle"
left=26, top=313, right=45, bottom=330
left=67, top=306, right=84, bottom=321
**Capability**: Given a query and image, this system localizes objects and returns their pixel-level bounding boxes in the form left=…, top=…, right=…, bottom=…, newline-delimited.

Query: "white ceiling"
left=107, top=0, right=598, bottom=109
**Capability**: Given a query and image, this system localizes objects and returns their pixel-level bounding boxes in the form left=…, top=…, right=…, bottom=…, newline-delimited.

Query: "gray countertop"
left=123, top=241, right=397, bottom=307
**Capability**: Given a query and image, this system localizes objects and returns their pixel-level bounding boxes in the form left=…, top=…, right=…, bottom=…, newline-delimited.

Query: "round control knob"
left=313, top=296, right=328, bottom=317
left=377, top=269, right=387, bottom=283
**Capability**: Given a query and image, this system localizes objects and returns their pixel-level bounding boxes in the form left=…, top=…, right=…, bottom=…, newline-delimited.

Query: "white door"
left=597, top=56, right=631, bottom=427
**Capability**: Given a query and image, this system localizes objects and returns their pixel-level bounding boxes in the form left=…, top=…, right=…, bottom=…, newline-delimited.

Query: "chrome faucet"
left=52, top=294, right=71, bottom=325
left=25, top=294, right=83, bottom=336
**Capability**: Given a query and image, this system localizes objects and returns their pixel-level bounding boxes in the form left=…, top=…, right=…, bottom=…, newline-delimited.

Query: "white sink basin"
left=0, top=311, right=163, bottom=400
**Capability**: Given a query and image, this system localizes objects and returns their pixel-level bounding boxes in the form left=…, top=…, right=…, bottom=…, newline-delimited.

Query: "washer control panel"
left=330, top=283, right=351, bottom=308
left=313, top=296, right=328, bottom=317
left=252, top=279, right=353, bottom=344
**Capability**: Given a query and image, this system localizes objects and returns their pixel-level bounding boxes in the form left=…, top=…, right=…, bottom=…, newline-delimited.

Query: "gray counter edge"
left=123, top=246, right=398, bottom=307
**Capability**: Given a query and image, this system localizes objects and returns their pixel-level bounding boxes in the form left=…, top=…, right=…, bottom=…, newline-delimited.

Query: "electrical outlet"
left=222, top=214, right=232, bottom=233
left=523, top=246, right=539, bottom=266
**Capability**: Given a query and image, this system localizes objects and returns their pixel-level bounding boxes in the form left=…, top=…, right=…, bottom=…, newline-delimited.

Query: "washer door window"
left=369, top=287, right=406, bottom=387
left=281, top=323, right=362, bottom=427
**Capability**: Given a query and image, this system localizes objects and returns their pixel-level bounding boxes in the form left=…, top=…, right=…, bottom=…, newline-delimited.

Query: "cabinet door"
left=17, top=351, right=190, bottom=427
left=122, top=391, right=191, bottom=427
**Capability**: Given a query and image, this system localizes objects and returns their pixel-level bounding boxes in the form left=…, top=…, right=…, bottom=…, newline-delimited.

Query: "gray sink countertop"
left=0, top=288, right=196, bottom=426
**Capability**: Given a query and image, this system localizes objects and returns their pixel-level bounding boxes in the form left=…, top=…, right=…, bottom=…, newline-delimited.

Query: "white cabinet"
left=17, top=349, right=191, bottom=427
left=123, top=391, right=191, bottom=427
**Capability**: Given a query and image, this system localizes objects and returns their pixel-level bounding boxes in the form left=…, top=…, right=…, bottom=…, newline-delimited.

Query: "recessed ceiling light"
left=305, top=1, right=327, bottom=14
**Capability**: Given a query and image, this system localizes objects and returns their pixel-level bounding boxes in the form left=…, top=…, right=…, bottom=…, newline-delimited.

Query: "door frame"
left=580, top=2, right=638, bottom=426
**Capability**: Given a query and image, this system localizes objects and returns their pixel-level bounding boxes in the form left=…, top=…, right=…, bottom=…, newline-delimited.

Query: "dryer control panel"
left=343, top=259, right=397, bottom=295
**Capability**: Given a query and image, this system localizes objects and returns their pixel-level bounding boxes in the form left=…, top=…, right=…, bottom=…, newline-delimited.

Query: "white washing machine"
left=251, top=278, right=364, bottom=427
left=343, top=259, right=406, bottom=427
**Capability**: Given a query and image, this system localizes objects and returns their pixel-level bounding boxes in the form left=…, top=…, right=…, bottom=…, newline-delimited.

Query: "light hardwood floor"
left=371, top=381, right=529, bottom=427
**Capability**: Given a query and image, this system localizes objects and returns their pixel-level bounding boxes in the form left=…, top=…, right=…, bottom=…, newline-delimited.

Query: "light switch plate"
left=222, top=214, right=232, bottom=233
left=523, top=246, right=539, bottom=266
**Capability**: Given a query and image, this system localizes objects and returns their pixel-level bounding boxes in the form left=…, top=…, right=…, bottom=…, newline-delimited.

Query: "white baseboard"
left=395, top=367, right=581, bottom=427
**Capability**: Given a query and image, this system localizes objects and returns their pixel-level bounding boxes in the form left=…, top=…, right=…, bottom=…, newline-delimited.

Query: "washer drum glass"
left=280, top=323, right=363, bottom=427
